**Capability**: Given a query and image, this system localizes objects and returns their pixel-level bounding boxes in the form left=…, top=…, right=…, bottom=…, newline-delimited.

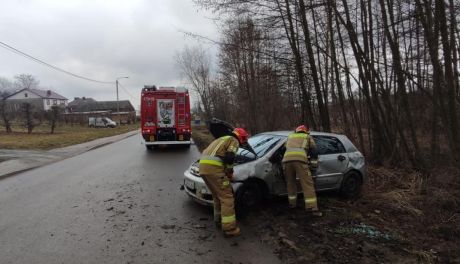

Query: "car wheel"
left=235, top=181, right=264, bottom=218
left=340, top=171, right=362, bottom=198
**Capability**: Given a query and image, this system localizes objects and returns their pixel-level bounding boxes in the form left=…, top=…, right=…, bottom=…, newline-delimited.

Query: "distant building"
left=64, top=97, right=136, bottom=124
left=4, top=88, right=68, bottom=111
left=66, top=97, right=97, bottom=112
left=67, top=97, right=134, bottom=113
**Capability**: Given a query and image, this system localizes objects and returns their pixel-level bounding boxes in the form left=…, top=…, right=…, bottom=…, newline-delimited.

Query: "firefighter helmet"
left=295, top=125, right=309, bottom=134
left=233, top=128, right=249, bottom=144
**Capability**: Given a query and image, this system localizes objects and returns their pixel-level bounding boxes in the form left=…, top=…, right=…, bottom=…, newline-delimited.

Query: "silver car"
left=183, top=123, right=366, bottom=211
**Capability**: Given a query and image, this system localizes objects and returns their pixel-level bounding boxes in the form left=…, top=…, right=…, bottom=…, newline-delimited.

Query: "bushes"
left=191, top=126, right=214, bottom=152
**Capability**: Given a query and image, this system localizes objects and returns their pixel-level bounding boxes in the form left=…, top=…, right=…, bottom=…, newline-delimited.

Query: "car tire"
left=235, top=181, right=264, bottom=218
left=340, top=171, right=362, bottom=198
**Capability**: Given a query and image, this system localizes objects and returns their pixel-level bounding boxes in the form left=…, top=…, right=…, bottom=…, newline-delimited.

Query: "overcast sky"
left=0, top=0, right=218, bottom=109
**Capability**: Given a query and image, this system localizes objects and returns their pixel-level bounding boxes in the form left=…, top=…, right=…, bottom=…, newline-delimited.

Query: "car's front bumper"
left=183, top=170, right=213, bottom=206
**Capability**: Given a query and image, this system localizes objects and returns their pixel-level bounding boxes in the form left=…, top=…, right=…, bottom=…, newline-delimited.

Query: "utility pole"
left=116, top=77, right=129, bottom=125
left=116, top=79, right=119, bottom=125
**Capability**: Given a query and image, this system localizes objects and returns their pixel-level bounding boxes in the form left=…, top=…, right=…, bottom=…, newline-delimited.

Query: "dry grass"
left=379, top=190, right=424, bottom=216
left=411, top=249, right=436, bottom=264
left=362, top=164, right=460, bottom=262
left=366, top=167, right=426, bottom=216
left=191, top=125, right=214, bottom=152
left=0, top=123, right=139, bottom=150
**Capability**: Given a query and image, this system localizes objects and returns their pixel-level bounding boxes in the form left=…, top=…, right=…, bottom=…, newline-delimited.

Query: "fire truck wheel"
left=146, top=145, right=154, bottom=150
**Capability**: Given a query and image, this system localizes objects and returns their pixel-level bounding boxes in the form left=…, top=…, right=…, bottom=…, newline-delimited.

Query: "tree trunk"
left=277, top=0, right=317, bottom=128
left=298, top=0, right=331, bottom=131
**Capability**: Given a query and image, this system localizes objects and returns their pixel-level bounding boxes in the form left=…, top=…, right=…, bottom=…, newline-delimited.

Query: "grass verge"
left=0, top=123, right=139, bottom=150
left=193, top=125, right=460, bottom=262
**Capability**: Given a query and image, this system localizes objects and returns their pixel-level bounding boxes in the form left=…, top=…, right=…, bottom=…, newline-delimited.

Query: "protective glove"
left=309, top=159, right=318, bottom=170
left=225, top=172, right=234, bottom=182
left=224, top=167, right=234, bottom=174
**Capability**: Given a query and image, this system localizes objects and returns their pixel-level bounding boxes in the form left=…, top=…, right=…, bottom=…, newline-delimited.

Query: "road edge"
left=0, top=130, right=139, bottom=181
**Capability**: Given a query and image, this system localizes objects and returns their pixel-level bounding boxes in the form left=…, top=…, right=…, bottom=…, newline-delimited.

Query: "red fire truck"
left=141, top=85, right=191, bottom=149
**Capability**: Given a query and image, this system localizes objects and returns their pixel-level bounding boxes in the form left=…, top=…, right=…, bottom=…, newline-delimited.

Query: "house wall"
left=7, top=90, right=68, bottom=111
left=43, top=99, right=68, bottom=111
left=5, top=98, right=45, bottom=113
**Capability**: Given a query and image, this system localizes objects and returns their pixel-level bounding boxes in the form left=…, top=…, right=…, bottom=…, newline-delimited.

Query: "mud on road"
left=244, top=168, right=460, bottom=264
left=245, top=196, right=414, bottom=264
left=0, top=135, right=280, bottom=264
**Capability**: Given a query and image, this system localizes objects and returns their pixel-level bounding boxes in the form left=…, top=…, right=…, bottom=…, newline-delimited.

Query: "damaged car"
left=183, top=119, right=366, bottom=212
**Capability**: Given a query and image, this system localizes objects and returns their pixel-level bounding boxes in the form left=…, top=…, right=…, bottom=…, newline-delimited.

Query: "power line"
left=0, top=41, right=114, bottom=84
left=117, top=82, right=137, bottom=101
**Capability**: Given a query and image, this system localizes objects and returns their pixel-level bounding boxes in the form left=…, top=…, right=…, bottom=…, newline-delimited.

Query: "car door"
left=96, top=117, right=103, bottom=127
left=313, top=135, right=348, bottom=190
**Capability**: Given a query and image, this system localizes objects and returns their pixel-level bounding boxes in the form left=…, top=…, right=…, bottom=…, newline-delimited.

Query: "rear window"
left=313, top=136, right=346, bottom=155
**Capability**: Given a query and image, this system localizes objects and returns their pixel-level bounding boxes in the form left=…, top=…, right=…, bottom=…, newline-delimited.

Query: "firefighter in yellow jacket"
left=282, top=125, right=321, bottom=216
left=199, top=128, right=249, bottom=237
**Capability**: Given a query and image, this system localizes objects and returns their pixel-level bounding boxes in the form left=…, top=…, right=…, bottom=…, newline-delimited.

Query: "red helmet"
left=295, top=125, right=309, bottom=133
left=233, top=128, right=249, bottom=144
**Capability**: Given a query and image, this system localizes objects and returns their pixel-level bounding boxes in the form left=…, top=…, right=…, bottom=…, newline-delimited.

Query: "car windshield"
left=237, top=134, right=282, bottom=160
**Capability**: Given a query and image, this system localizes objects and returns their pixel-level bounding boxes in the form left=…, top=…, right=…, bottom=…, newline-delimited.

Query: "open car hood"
left=208, top=118, right=257, bottom=157
left=208, top=118, right=235, bottom=139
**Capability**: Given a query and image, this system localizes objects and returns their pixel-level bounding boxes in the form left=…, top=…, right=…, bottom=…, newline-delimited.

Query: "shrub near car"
left=183, top=120, right=366, bottom=212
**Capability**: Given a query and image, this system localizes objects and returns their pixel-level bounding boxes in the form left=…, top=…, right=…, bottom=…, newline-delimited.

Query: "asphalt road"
left=0, top=134, right=280, bottom=264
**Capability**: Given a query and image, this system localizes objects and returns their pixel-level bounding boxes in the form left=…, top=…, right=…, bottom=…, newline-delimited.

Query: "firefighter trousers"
left=201, top=172, right=237, bottom=231
left=283, top=161, right=319, bottom=211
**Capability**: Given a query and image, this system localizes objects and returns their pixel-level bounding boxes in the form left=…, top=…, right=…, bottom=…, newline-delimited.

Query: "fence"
left=61, top=111, right=136, bottom=125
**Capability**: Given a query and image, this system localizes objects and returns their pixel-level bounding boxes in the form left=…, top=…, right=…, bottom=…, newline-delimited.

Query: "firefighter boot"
left=213, top=198, right=222, bottom=229
left=311, top=210, right=323, bottom=217
left=214, top=211, right=221, bottom=229
left=224, top=227, right=241, bottom=237
left=307, top=209, right=323, bottom=217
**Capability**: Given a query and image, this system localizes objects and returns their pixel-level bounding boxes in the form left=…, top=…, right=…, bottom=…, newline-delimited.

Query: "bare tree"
left=0, top=98, right=12, bottom=133
left=21, top=102, right=36, bottom=134
left=176, top=46, right=214, bottom=120
left=14, top=74, right=39, bottom=90
left=0, top=76, right=14, bottom=98
left=46, top=105, right=61, bottom=134
left=193, top=0, right=460, bottom=170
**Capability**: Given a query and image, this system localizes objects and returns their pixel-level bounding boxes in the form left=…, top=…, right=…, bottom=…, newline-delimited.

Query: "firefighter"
left=282, top=125, right=322, bottom=216
left=199, top=127, right=249, bottom=237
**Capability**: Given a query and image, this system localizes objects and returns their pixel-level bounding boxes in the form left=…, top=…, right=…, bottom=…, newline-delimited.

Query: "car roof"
left=255, top=130, right=359, bottom=153
left=258, top=130, right=344, bottom=137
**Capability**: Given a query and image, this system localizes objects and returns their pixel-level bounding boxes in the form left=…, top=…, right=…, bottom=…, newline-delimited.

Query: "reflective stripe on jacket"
left=282, top=132, right=312, bottom=163
left=199, top=136, right=239, bottom=171
left=199, top=156, right=224, bottom=167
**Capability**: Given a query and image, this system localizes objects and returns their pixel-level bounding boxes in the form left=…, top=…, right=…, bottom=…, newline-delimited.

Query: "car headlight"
left=190, top=165, right=199, bottom=176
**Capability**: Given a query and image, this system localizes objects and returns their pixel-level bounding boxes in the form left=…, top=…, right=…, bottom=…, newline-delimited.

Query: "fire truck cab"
left=141, top=85, right=191, bottom=149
